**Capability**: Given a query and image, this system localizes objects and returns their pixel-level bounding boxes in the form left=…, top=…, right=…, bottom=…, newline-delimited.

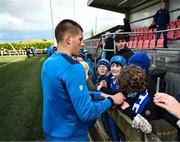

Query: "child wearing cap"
left=97, top=55, right=127, bottom=141
left=83, top=59, right=110, bottom=91
left=95, top=59, right=110, bottom=84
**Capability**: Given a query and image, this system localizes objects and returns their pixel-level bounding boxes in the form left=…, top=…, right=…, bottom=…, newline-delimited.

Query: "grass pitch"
left=0, top=55, right=46, bottom=140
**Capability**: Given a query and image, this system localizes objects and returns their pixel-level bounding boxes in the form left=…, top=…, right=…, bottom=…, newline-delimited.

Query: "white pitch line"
left=0, top=57, right=25, bottom=68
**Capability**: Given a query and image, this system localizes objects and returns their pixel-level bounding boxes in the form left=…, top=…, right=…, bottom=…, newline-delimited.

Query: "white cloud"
left=0, top=13, right=30, bottom=32
left=0, top=0, right=125, bottom=41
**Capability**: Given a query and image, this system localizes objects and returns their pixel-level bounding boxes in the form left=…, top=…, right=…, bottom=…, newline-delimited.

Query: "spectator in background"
left=47, top=46, right=53, bottom=57
left=0, top=49, right=3, bottom=56
left=103, top=32, right=114, bottom=61
left=47, top=46, right=57, bottom=57
left=53, top=45, right=57, bottom=52
left=123, top=18, right=131, bottom=33
left=25, top=47, right=30, bottom=58
left=123, top=18, right=131, bottom=41
left=114, top=34, right=134, bottom=61
left=41, top=19, right=125, bottom=141
left=80, top=48, right=95, bottom=81
left=154, top=1, right=170, bottom=48
left=31, top=47, right=36, bottom=57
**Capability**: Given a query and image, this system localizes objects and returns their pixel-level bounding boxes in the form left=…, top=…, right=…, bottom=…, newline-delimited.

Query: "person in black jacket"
left=114, top=34, right=134, bottom=61
left=154, top=2, right=170, bottom=48
left=123, top=18, right=131, bottom=33
left=123, top=18, right=131, bottom=41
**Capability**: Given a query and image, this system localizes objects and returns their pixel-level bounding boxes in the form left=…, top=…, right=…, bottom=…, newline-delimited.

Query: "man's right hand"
left=111, top=92, right=125, bottom=105
left=101, top=92, right=125, bottom=105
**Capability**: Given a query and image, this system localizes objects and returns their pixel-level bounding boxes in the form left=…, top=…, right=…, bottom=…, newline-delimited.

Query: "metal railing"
left=84, top=27, right=180, bottom=67
left=0, top=49, right=47, bottom=56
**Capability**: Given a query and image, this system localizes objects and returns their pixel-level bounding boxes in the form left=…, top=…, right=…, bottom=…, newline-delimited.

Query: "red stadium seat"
left=143, top=40, right=150, bottom=49
left=143, top=33, right=148, bottom=40
left=168, top=21, right=176, bottom=40
left=132, top=40, right=137, bottom=48
left=169, top=21, right=176, bottom=28
left=175, top=20, right=180, bottom=39
left=137, top=40, right=143, bottom=48
left=157, top=39, right=164, bottom=48
left=138, top=34, right=143, bottom=40
left=148, top=28, right=155, bottom=40
left=128, top=40, right=133, bottom=48
left=129, top=35, right=135, bottom=41
left=149, top=39, right=155, bottom=48
left=176, top=30, right=180, bottom=39
left=168, top=31, right=175, bottom=40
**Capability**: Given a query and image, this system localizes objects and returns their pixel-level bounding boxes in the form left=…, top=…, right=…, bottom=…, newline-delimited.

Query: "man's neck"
left=57, top=44, right=72, bottom=57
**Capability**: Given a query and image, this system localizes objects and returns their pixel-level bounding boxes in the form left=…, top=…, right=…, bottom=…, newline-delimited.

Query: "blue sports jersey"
left=41, top=52, right=112, bottom=140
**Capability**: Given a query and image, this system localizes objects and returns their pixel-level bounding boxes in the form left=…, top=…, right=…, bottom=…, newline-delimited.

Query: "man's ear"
left=65, top=35, right=71, bottom=45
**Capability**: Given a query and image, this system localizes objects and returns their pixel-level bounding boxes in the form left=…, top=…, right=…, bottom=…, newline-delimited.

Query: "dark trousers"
left=155, top=25, right=168, bottom=48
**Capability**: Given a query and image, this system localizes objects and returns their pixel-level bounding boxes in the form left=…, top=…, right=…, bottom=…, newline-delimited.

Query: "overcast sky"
left=0, top=0, right=124, bottom=42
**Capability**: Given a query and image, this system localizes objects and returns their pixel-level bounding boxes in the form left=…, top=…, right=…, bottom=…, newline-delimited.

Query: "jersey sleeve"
left=62, top=63, right=112, bottom=122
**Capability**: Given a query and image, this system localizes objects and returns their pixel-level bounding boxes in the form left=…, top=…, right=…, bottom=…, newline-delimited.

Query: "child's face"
left=116, top=39, right=126, bottom=50
left=111, top=63, right=122, bottom=77
left=97, top=65, right=108, bottom=76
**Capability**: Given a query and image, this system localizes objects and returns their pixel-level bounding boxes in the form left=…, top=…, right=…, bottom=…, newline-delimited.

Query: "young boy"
left=118, top=65, right=153, bottom=133
left=114, top=34, right=134, bottom=61
left=95, top=59, right=110, bottom=84
left=118, top=65, right=155, bottom=121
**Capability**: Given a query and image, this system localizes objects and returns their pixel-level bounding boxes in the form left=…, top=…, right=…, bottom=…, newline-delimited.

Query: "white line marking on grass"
left=0, top=57, right=25, bottom=68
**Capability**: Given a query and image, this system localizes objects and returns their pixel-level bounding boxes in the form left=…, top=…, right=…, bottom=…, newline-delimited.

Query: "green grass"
left=0, top=55, right=47, bottom=140
left=0, top=55, right=26, bottom=66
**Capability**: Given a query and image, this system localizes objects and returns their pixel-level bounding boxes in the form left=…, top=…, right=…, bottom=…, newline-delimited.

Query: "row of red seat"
left=168, top=19, right=180, bottom=40
left=128, top=39, right=164, bottom=49
left=128, top=19, right=180, bottom=48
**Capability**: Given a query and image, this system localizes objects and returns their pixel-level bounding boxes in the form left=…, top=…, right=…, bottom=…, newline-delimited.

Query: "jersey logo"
left=79, top=85, right=83, bottom=91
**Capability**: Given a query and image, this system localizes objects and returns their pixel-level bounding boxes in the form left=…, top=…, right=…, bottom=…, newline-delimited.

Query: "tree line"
left=0, top=41, right=53, bottom=50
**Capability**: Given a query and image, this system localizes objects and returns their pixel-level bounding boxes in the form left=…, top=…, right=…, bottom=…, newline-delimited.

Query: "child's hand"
left=97, top=80, right=107, bottom=90
left=100, top=80, right=107, bottom=87
left=121, top=101, right=130, bottom=110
